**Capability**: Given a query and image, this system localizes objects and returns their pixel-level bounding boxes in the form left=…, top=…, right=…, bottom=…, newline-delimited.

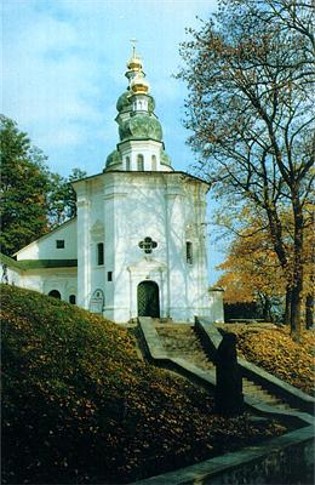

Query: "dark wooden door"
left=137, top=281, right=160, bottom=318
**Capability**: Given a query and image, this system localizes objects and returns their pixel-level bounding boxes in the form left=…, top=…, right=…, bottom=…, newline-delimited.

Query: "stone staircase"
left=155, top=323, right=215, bottom=372
left=154, top=322, right=296, bottom=412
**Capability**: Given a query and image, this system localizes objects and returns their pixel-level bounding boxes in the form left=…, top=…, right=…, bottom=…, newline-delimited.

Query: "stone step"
left=243, top=378, right=285, bottom=404
left=154, top=321, right=295, bottom=412
left=155, top=324, right=215, bottom=372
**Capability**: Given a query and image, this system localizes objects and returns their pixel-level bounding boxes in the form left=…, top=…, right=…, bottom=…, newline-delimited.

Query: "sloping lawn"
left=1, top=285, right=286, bottom=484
left=217, top=323, right=315, bottom=396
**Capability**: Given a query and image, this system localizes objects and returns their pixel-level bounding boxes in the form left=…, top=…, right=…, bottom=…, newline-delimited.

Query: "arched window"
left=151, top=155, right=157, bottom=171
left=48, top=290, right=61, bottom=299
left=137, top=154, right=144, bottom=171
left=126, top=156, right=130, bottom=170
left=69, top=294, right=76, bottom=304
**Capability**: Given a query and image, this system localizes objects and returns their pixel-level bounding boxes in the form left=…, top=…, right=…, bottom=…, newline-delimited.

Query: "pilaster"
left=77, top=197, right=91, bottom=309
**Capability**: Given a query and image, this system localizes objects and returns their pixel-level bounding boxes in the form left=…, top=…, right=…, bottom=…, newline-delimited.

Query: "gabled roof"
left=0, top=252, right=22, bottom=270
left=13, top=217, right=77, bottom=257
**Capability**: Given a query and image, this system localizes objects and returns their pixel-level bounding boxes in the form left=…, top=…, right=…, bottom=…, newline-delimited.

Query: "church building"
left=1, top=49, right=224, bottom=324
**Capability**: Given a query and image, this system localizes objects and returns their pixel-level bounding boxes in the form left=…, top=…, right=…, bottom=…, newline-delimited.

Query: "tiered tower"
left=10, top=47, right=224, bottom=324
left=104, top=47, right=173, bottom=172
left=73, top=48, right=216, bottom=323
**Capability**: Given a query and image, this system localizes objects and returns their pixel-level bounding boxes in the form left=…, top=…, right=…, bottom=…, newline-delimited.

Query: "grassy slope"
left=218, top=323, right=315, bottom=395
left=1, top=285, right=285, bottom=484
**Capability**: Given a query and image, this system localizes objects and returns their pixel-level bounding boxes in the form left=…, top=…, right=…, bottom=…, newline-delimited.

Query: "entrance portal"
left=137, top=281, right=160, bottom=318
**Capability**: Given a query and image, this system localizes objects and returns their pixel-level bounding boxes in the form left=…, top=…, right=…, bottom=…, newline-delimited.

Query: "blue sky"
left=2, top=0, right=224, bottom=283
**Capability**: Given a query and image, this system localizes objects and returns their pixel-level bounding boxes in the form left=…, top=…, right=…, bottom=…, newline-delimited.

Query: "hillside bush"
left=1, top=285, right=286, bottom=484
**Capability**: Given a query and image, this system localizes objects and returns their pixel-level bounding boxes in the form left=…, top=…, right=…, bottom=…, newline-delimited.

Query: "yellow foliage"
left=218, top=324, right=315, bottom=395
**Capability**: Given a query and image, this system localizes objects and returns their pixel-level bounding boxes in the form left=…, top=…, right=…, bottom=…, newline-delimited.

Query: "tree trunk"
left=284, top=286, right=292, bottom=325
left=306, top=213, right=315, bottom=330
left=290, top=197, right=304, bottom=342
left=290, top=275, right=303, bottom=342
left=305, top=293, right=314, bottom=329
left=262, top=296, right=272, bottom=322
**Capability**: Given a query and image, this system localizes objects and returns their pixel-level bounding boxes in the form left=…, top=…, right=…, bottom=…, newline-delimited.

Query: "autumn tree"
left=178, top=0, right=314, bottom=340
left=303, top=208, right=314, bottom=328
left=216, top=217, right=285, bottom=322
left=217, top=201, right=314, bottom=324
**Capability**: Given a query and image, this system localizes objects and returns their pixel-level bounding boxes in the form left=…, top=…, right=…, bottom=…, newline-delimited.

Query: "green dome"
left=161, top=149, right=172, bottom=167
left=119, top=113, right=162, bottom=142
left=147, top=95, right=155, bottom=114
left=116, top=91, right=132, bottom=113
left=105, top=149, right=122, bottom=170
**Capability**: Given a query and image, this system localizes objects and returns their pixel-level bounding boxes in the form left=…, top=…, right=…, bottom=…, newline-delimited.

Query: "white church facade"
left=1, top=50, right=224, bottom=324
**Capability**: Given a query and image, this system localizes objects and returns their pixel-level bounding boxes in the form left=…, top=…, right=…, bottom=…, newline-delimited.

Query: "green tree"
left=178, top=0, right=314, bottom=340
left=0, top=115, right=86, bottom=255
left=48, top=168, right=86, bottom=228
left=0, top=115, right=51, bottom=256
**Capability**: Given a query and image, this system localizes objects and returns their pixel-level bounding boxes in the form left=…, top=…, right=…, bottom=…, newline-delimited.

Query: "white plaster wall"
left=15, top=219, right=77, bottom=261
left=0, top=264, right=22, bottom=287
left=208, top=290, right=225, bottom=322
left=42, top=270, right=77, bottom=302
left=115, top=175, right=166, bottom=321
left=4, top=167, right=222, bottom=323
left=20, top=270, right=77, bottom=301
left=0, top=264, right=77, bottom=305
left=182, top=182, right=210, bottom=320
left=103, top=172, right=210, bottom=322
left=118, top=140, right=173, bottom=172
left=74, top=170, right=222, bottom=323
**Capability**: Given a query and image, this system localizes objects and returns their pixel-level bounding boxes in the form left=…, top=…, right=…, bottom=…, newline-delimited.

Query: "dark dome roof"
left=160, top=150, right=172, bottom=167
left=116, top=91, right=132, bottom=113
left=119, top=113, right=162, bottom=142
left=105, top=149, right=122, bottom=170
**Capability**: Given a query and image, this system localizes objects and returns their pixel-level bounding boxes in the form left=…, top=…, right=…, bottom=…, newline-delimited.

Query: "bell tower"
left=73, top=46, right=223, bottom=324
left=104, top=45, right=173, bottom=173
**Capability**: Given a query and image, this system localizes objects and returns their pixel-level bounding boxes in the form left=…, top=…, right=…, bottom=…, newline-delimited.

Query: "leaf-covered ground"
left=217, top=323, right=315, bottom=396
left=1, top=285, right=286, bottom=484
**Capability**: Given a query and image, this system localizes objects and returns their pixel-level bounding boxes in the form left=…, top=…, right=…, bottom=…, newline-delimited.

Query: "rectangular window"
left=186, top=241, right=193, bottom=264
left=107, top=271, right=113, bottom=281
left=97, top=243, right=104, bottom=265
left=56, top=240, right=65, bottom=249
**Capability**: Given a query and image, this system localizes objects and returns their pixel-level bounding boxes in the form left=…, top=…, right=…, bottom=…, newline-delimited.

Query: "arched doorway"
left=137, top=281, right=160, bottom=318
left=48, top=289, right=61, bottom=299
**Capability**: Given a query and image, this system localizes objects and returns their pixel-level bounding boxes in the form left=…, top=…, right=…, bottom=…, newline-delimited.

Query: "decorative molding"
left=90, top=219, right=105, bottom=239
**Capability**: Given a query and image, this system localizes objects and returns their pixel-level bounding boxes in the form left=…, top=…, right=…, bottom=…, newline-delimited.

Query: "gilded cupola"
left=104, top=44, right=173, bottom=172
